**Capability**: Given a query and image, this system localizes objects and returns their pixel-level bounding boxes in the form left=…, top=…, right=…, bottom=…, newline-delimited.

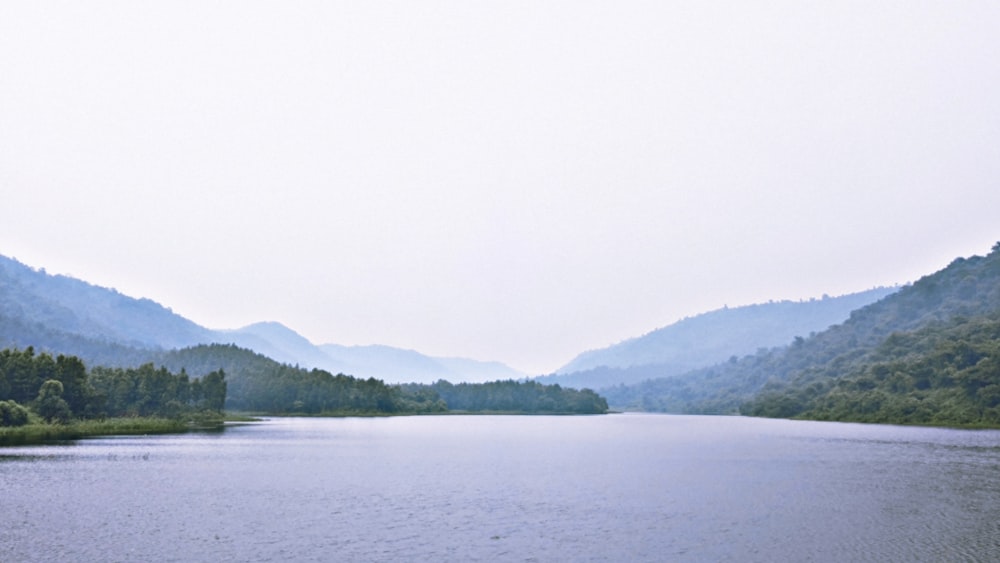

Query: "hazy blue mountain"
left=435, top=357, right=528, bottom=382
left=0, top=308, right=155, bottom=368
left=558, top=288, right=897, bottom=374
left=0, top=255, right=214, bottom=350
left=0, top=253, right=524, bottom=383
left=319, top=344, right=445, bottom=382
left=218, top=322, right=344, bottom=369
left=317, top=344, right=525, bottom=384
left=534, top=364, right=687, bottom=392
left=538, top=287, right=897, bottom=390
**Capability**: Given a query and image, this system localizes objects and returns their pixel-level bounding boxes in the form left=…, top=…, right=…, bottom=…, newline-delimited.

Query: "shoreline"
left=0, top=416, right=227, bottom=447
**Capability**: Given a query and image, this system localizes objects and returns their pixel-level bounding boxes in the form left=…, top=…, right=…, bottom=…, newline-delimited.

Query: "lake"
left=2, top=414, right=1000, bottom=562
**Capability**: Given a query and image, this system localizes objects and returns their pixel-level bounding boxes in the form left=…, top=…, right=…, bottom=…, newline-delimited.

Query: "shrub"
left=0, top=400, right=30, bottom=427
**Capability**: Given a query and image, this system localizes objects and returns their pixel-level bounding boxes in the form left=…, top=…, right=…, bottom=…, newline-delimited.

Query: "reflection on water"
left=2, top=414, right=999, bottom=562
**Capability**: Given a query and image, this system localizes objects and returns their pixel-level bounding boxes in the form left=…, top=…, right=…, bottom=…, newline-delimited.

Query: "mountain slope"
left=0, top=255, right=214, bottom=349
left=540, top=287, right=896, bottom=389
left=435, top=357, right=527, bottom=382
left=0, top=254, right=524, bottom=382
left=743, top=312, right=1000, bottom=425
left=219, top=322, right=346, bottom=369
left=605, top=242, right=1000, bottom=422
left=318, top=344, right=525, bottom=384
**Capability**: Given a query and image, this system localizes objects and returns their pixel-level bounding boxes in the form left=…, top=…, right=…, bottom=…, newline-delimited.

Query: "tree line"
left=0, top=347, right=225, bottom=426
left=404, top=379, right=609, bottom=414
left=1, top=342, right=611, bottom=426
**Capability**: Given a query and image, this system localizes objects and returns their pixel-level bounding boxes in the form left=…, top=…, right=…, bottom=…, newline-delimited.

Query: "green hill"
left=538, top=287, right=896, bottom=389
left=605, top=242, right=1000, bottom=426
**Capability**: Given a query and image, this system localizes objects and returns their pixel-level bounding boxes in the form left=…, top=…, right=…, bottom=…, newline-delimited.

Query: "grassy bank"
left=0, top=415, right=226, bottom=446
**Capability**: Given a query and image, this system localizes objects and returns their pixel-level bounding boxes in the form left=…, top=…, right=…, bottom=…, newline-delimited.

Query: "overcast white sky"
left=2, top=2, right=999, bottom=374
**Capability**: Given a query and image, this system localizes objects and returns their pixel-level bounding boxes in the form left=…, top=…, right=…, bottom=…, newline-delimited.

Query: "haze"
left=2, top=2, right=998, bottom=374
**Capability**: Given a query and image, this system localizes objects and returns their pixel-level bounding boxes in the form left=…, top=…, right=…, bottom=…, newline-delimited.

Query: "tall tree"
left=200, top=370, right=226, bottom=412
left=35, top=379, right=72, bottom=423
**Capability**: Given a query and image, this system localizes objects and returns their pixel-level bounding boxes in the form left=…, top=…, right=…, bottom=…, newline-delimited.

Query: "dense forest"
left=0, top=347, right=225, bottom=426
left=743, top=312, right=1000, bottom=425
left=605, top=242, right=1000, bottom=426
left=399, top=380, right=609, bottom=414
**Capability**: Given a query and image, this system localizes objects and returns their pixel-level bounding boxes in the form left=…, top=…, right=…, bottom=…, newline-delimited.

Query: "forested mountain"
left=538, top=287, right=896, bottom=389
left=743, top=312, right=1000, bottom=425
left=606, top=242, right=1000, bottom=426
left=153, top=344, right=415, bottom=414
left=0, top=255, right=214, bottom=351
left=0, top=254, right=523, bottom=383
left=11, top=243, right=1000, bottom=426
left=0, top=309, right=156, bottom=369
left=0, top=254, right=601, bottom=417
left=144, top=344, right=601, bottom=415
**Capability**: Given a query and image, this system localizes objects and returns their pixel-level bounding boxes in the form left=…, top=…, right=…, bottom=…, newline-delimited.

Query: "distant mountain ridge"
left=0, top=255, right=214, bottom=350
left=0, top=254, right=524, bottom=383
left=319, top=343, right=524, bottom=384
left=539, top=287, right=897, bottom=389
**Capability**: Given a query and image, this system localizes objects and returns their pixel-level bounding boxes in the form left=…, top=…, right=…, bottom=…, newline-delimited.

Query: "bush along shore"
left=0, top=416, right=223, bottom=446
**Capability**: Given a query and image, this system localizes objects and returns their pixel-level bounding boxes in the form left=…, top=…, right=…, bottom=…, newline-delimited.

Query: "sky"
left=2, top=2, right=999, bottom=374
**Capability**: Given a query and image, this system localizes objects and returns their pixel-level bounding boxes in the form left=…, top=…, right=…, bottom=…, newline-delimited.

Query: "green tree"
left=0, top=362, right=10, bottom=399
left=55, top=354, right=90, bottom=415
left=199, top=370, right=226, bottom=412
left=0, top=400, right=30, bottom=427
left=35, top=379, right=72, bottom=423
left=7, top=347, right=40, bottom=404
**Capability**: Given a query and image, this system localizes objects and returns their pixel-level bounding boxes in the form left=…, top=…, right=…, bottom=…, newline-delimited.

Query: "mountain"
left=220, top=322, right=347, bottom=370
left=557, top=288, right=898, bottom=374
left=538, top=287, right=897, bottom=390
left=435, top=357, right=527, bottom=382
left=0, top=254, right=523, bottom=383
left=317, top=344, right=525, bottom=384
left=605, top=242, right=1000, bottom=426
left=0, top=255, right=214, bottom=350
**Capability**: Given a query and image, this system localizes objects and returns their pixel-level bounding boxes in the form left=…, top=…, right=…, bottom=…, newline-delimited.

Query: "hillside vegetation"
left=607, top=242, right=1000, bottom=426
left=744, top=313, right=1000, bottom=425
left=539, top=287, right=895, bottom=389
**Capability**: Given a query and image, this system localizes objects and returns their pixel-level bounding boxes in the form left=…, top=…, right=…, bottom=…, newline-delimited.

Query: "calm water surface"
left=2, top=414, right=1000, bottom=562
